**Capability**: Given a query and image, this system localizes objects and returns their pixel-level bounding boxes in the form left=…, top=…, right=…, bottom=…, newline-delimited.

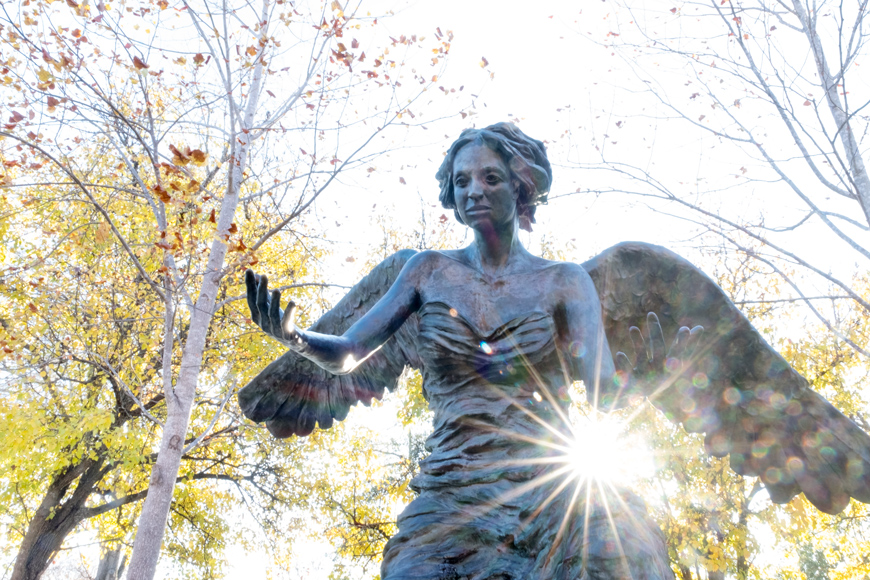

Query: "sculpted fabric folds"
left=380, top=301, right=673, bottom=580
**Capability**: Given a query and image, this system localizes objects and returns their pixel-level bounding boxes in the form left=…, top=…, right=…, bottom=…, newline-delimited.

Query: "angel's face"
left=452, top=144, right=519, bottom=232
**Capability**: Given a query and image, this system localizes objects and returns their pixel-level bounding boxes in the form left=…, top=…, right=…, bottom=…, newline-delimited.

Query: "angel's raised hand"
left=615, top=312, right=704, bottom=392
left=245, top=269, right=299, bottom=346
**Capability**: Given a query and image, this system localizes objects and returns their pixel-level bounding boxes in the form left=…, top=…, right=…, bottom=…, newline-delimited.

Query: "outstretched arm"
left=246, top=255, right=422, bottom=375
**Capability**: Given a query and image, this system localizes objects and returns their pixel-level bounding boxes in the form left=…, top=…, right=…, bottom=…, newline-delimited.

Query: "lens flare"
left=567, top=415, right=655, bottom=485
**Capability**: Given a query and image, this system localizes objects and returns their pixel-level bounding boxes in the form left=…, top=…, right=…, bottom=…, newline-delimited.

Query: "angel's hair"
left=436, top=122, right=552, bottom=232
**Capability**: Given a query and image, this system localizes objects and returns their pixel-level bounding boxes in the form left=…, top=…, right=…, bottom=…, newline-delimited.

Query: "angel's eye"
left=454, top=177, right=468, bottom=187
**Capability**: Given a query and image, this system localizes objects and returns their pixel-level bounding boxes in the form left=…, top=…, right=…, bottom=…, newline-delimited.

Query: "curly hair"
left=435, top=122, right=552, bottom=232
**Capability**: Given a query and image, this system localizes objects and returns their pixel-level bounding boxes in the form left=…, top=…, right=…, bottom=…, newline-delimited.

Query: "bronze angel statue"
left=239, top=123, right=870, bottom=579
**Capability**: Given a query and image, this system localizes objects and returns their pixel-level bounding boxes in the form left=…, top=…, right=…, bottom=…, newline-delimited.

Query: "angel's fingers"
left=628, top=326, right=644, bottom=367
left=282, top=300, right=297, bottom=340
left=615, top=352, right=632, bottom=386
left=245, top=269, right=259, bottom=325
left=687, top=325, right=705, bottom=356
left=646, top=312, right=666, bottom=364
left=256, top=274, right=271, bottom=331
left=270, top=290, right=283, bottom=338
left=669, top=326, right=691, bottom=361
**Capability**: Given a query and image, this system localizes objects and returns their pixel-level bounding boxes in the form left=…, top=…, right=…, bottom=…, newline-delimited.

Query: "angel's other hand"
left=615, top=312, right=703, bottom=392
left=245, top=269, right=299, bottom=346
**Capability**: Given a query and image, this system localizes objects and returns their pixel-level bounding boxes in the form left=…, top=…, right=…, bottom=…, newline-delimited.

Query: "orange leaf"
left=133, top=56, right=149, bottom=70
left=193, top=53, right=205, bottom=65
left=189, top=149, right=207, bottom=165
left=246, top=46, right=257, bottom=57
left=228, top=223, right=238, bottom=233
left=28, top=302, right=38, bottom=313
left=153, top=185, right=171, bottom=203
left=208, top=209, right=216, bottom=223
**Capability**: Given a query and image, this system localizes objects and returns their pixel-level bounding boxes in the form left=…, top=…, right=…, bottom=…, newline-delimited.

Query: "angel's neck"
left=469, top=222, right=528, bottom=277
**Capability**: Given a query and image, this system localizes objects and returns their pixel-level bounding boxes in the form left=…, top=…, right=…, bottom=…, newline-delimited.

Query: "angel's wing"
left=582, top=242, right=870, bottom=514
left=237, top=249, right=422, bottom=438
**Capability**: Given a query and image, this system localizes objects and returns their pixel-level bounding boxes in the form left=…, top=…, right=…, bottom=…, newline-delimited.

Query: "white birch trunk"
left=126, top=9, right=268, bottom=575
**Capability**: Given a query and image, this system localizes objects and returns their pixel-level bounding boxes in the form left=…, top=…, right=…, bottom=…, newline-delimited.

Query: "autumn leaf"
left=95, top=221, right=111, bottom=243
left=46, top=96, right=60, bottom=113
left=189, top=149, right=207, bottom=166
left=133, top=56, right=149, bottom=71
left=352, top=38, right=359, bottom=49
left=193, top=53, right=205, bottom=65
left=169, top=144, right=190, bottom=166
left=399, top=176, right=406, bottom=185
left=246, top=46, right=257, bottom=57
left=480, top=56, right=489, bottom=68
left=228, top=223, right=238, bottom=234
left=153, top=185, right=171, bottom=203
left=157, top=0, right=168, bottom=9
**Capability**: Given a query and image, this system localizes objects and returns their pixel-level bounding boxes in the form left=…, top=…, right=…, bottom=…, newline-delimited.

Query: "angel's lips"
left=465, top=205, right=491, bottom=214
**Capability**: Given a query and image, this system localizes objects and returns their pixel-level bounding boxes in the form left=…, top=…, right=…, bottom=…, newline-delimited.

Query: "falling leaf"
left=480, top=56, right=489, bottom=68
left=193, top=53, right=205, bottom=65
left=698, top=115, right=706, bottom=121
left=804, top=100, right=811, bottom=106
left=345, top=256, right=355, bottom=262
left=228, top=223, right=238, bottom=233
left=352, top=38, right=359, bottom=49
left=133, top=56, right=149, bottom=70
left=157, top=0, right=168, bottom=8
left=246, top=46, right=257, bottom=57
left=46, top=96, right=60, bottom=112
left=28, top=303, right=38, bottom=313
left=266, top=90, right=275, bottom=97
left=208, top=209, right=216, bottom=223
left=399, top=176, right=406, bottom=185
left=670, top=7, right=677, bottom=13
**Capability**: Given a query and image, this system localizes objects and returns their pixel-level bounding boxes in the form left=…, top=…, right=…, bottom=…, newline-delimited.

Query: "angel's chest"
left=420, top=279, right=554, bottom=337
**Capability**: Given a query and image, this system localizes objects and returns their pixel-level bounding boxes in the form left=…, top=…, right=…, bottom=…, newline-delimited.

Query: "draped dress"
left=380, top=301, right=675, bottom=580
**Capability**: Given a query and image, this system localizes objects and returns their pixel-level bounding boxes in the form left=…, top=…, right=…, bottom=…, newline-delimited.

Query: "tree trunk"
left=125, top=8, right=268, bottom=575
left=10, top=459, right=103, bottom=580
left=95, top=545, right=126, bottom=580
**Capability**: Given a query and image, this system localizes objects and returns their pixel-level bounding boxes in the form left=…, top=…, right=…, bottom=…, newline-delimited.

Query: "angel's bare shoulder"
left=541, top=260, right=597, bottom=302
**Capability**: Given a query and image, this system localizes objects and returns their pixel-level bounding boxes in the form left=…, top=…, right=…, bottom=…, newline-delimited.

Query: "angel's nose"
left=468, top=186, right=485, bottom=201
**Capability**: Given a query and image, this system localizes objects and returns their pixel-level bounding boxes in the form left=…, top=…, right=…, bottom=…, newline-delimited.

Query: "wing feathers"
left=583, top=242, right=870, bottom=514
left=238, top=250, right=420, bottom=438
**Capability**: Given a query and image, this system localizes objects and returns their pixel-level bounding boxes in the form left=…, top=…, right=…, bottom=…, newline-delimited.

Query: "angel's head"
left=436, top=122, right=552, bottom=232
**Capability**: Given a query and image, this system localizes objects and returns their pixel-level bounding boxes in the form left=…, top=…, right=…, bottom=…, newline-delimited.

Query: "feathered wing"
left=237, top=249, right=422, bottom=439
left=582, top=242, right=870, bottom=514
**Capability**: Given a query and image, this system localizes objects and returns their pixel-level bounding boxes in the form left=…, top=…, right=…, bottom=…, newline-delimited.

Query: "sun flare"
left=566, top=415, right=655, bottom=485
